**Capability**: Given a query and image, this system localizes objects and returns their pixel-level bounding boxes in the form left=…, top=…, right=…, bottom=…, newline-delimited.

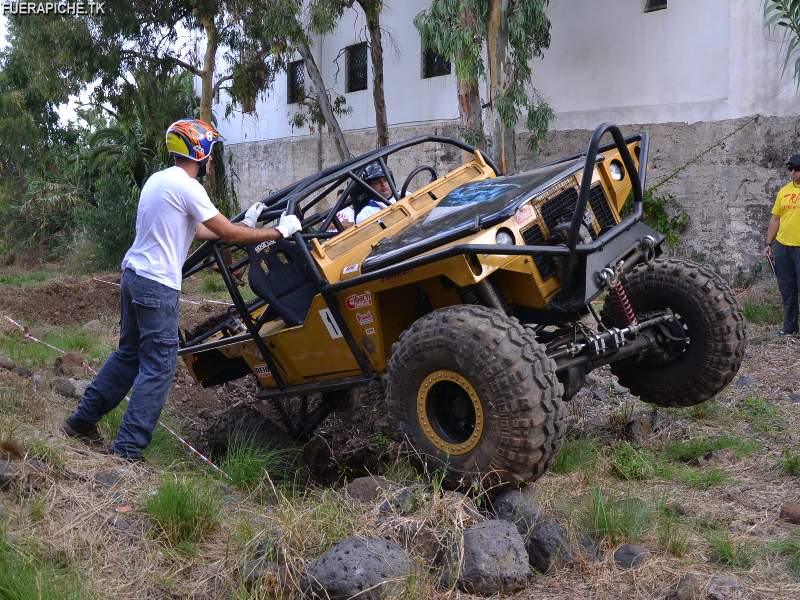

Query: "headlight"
left=495, top=230, right=514, bottom=245
left=609, top=159, right=624, bottom=181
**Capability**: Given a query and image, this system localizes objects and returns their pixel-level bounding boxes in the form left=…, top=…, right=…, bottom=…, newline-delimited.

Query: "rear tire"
left=601, top=258, right=745, bottom=407
left=386, top=305, right=565, bottom=487
left=206, top=406, right=294, bottom=456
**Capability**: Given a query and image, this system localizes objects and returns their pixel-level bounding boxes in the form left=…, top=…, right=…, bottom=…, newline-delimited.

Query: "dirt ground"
left=0, top=272, right=798, bottom=599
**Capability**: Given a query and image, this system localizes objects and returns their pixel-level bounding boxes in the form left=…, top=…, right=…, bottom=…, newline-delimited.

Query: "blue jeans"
left=67, top=269, right=180, bottom=458
left=774, top=241, right=800, bottom=333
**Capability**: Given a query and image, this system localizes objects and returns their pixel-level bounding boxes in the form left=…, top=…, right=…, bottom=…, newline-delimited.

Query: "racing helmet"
left=166, top=118, right=224, bottom=162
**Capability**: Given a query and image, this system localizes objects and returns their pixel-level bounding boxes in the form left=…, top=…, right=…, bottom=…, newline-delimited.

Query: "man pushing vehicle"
left=61, top=118, right=301, bottom=461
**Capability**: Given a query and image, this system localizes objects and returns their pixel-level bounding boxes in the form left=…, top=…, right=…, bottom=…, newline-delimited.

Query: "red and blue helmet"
left=165, top=118, right=223, bottom=162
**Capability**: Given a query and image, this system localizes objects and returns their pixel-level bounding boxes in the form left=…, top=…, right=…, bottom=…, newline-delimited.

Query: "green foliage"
left=551, top=436, right=601, bottom=474
left=415, top=0, right=554, bottom=148
left=769, top=538, right=800, bottom=578
left=584, top=488, right=653, bottom=544
left=779, top=450, right=800, bottom=475
left=610, top=443, right=662, bottom=481
left=220, top=438, right=297, bottom=489
left=764, top=0, right=800, bottom=86
left=664, top=435, right=760, bottom=463
left=742, top=298, right=784, bottom=324
left=76, top=167, right=139, bottom=268
left=146, top=477, right=220, bottom=550
left=0, top=271, right=50, bottom=286
left=0, top=533, right=88, bottom=599
left=673, top=466, right=730, bottom=489
left=708, top=532, right=757, bottom=568
left=657, top=513, right=689, bottom=557
left=642, top=189, right=689, bottom=247
left=738, top=396, right=782, bottom=436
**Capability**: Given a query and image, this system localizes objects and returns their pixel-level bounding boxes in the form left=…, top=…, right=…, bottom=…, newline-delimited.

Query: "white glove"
left=276, top=213, right=302, bottom=238
left=242, top=202, right=267, bottom=228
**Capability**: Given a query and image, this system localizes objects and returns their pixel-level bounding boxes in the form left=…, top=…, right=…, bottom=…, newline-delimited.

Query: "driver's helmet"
left=166, top=118, right=223, bottom=162
left=362, top=162, right=392, bottom=183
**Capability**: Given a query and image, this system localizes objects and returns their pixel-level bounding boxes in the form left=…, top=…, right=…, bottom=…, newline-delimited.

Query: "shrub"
left=146, top=477, right=220, bottom=549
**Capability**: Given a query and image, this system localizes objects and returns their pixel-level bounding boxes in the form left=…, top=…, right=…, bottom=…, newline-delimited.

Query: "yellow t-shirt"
left=772, top=182, right=800, bottom=246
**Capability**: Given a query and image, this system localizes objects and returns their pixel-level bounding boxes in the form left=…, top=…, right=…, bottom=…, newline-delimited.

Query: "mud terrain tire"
left=206, top=406, right=294, bottom=456
left=386, top=305, right=565, bottom=486
left=601, top=258, right=745, bottom=407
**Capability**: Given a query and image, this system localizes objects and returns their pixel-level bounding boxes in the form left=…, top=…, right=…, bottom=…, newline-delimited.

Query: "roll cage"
left=179, top=124, right=649, bottom=401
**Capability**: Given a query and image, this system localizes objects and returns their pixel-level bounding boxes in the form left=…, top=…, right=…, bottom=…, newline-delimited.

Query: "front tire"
left=386, top=305, right=565, bottom=487
left=601, top=258, right=745, bottom=407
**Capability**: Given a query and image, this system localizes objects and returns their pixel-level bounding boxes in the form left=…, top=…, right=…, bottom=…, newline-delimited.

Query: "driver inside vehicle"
left=354, top=162, right=399, bottom=224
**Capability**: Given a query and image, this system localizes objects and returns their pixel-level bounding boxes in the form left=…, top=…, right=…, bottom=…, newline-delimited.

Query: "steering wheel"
left=400, top=165, right=438, bottom=197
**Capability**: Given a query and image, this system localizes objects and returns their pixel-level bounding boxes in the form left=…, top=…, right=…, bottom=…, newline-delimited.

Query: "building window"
left=346, top=42, right=368, bottom=93
left=422, top=47, right=451, bottom=79
left=643, top=0, right=667, bottom=13
left=287, top=59, right=305, bottom=104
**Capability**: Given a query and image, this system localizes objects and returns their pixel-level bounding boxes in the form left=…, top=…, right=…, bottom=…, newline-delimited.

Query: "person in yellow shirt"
left=765, top=154, right=800, bottom=335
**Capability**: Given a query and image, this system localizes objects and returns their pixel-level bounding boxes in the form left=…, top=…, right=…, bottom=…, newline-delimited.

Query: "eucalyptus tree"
left=416, top=0, right=553, bottom=173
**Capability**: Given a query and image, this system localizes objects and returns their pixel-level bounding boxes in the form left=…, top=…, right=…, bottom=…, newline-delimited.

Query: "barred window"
left=346, top=42, right=368, bottom=93
left=287, top=60, right=305, bottom=104
left=643, top=0, right=667, bottom=13
left=422, top=47, right=451, bottom=79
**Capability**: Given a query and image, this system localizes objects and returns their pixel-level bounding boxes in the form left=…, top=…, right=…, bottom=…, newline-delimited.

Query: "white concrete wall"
left=212, top=0, right=800, bottom=144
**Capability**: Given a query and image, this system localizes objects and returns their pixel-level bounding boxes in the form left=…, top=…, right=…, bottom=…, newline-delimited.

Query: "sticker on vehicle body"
left=254, top=364, right=271, bottom=376
left=342, top=263, right=359, bottom=275
left=318, top=308, right=344, bottom=339
left=356, top=311, right=374, bottom=326
left=514, top=204, right=535, bottom=225
left=365, top=327, right=376, bottom=335
left=345, top=291, right=372, bottom=310
left=254, top=240, right=276, bottom=253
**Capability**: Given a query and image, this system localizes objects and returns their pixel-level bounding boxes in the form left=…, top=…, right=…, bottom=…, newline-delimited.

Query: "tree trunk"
left=360, top=0, right=389, bottom=148
left=297, top=41, right=351, bottom=161
left=457, top=79, right=484, bottom=161
left=200, top=17, right=218, bottom=193
left=487, top=0, right=514, bottom=174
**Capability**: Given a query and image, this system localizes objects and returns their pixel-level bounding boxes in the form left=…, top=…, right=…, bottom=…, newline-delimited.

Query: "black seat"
left=247, top=239, right=318, bottom=327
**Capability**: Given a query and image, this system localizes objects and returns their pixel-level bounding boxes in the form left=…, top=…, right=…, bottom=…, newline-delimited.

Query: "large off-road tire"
left=601, top=258, right=746, bottom=407
left=386, top=305, right=565, bottom=487
left=206, top=406, right=294, bottom=457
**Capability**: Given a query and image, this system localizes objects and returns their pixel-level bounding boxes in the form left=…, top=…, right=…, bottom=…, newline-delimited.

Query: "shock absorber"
left=599, top=262, right=638, bottom=327
left=609, top=281, right=638, bottom=326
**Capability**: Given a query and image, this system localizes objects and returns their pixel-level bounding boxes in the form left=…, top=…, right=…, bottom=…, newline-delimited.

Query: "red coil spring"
left=610, top=282, right=638, bottom=326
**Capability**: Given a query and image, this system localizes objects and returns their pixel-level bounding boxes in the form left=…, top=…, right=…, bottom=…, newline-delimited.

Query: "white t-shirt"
left=121, top=166, right=219, bottom=290
left=355, top=196, right=397, bottom=224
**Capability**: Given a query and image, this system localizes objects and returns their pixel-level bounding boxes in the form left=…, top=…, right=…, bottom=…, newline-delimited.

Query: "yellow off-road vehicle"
left=181, top=124, right=745, bottom=486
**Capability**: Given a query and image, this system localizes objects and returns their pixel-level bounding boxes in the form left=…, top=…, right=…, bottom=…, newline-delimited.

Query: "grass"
left=219, top=438, right=297, bottom=489
left=551, top=436, right=601, bottom=474
left=738, top=396, right=782, bottom=436
left=664, top=435, right=759, bottom=463
left=768, top=539, right=800, bottom=578
left=28, top=494, right=47, bottom=522
left=610, top=443, right=662, bottom=481
left=779, top=450, right=800, bottom=475
left=584, top=488, right=653, bottom=544
left=145, top=477, right=220, bottom=551
left=198, top=271, right=256, bottom=302
left=673, top=466, right=730, bottom=489
left=742, top=298, right=783, bottom=325
left=0, top=271, right=51, bottom=286
left=25, top=437, right=66, bottom=473
left=657, top=515, right=689, bottom=557
left=0, top=327, right=114, bottom=369
left=0, top=533, right=88, bottom=599
left=708, top=532, right=757, bottom=569
left=99, top=401, right=188, bottom=466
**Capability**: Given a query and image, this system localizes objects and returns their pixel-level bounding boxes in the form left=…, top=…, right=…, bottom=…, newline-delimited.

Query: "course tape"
left=1, top=315, right=231, bottom=479
left=91, top=277, right=233, bottom=307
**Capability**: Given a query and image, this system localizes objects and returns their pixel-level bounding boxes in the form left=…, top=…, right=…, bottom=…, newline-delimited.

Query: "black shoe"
left=61, top=421, right=105, bottom=448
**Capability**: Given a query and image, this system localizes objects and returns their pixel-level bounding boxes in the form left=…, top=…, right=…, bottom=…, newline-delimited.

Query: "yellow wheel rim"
left=416, top=369, right=484, bottom=455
